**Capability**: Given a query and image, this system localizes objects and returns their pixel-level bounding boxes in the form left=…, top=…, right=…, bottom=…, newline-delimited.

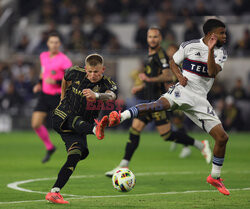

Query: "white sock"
left=211, top=163, right=222, bottom=179
left=194, top=140, right=204, bottom=151
left=51, top=187, right=60, bottom=193
left=121, top=110, right=131, bottom=122
left=119, top=159, right=129, bottom=167
left=92, top=126, right=96, bottom=135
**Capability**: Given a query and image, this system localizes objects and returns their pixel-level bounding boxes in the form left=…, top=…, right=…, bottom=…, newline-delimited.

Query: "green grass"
left=0, top=131, right=250, bottom=209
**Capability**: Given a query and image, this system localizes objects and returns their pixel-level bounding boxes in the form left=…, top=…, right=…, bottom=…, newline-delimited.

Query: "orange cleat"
left=45, top=192, right=69, bottom=204
left=207, top=175, right=230, bottom=195
left=94, top=115, right=109, bottom=140
left=108, top=111, right=121, bottom=127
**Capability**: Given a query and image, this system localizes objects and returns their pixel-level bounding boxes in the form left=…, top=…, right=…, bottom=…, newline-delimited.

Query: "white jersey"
left=173, top=38, right=227, bottom=96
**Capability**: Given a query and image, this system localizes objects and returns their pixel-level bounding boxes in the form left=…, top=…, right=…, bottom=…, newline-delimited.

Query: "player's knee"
left=216, top=131, right=229, bottom=146
left=80, top=148, right=89, bottom=160
left=68, top=146, right=89, bottom=161
left=31, top=122, right=41, bottom=130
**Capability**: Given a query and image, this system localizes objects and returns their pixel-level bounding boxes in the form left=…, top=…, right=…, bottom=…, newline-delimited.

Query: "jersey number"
left=207, top=107, right=215, bottom=116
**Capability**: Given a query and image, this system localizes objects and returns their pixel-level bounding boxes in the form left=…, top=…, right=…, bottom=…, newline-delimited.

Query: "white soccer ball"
left=112, top=168, right=136, bottom=192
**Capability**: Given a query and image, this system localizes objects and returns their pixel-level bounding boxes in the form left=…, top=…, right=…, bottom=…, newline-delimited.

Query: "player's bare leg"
left=109, top=97, right=171, bottom=127
left=207, top=124, right=230, bottom=195
left=32, top=111, right=56, bottom=163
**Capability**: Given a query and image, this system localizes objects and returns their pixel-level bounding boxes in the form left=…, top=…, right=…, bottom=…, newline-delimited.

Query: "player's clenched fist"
left=82, top=88, right=96, bottom=100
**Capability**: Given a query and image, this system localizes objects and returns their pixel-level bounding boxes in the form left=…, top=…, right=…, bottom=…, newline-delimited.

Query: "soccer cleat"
left=45, top=192, right=69, bottom=204
left=201, top=140, right=212, bottom=164
left=42, top=147, right=56, bottom=163
left=179, top=146, right=192, bottom=158
left=105, top=166, right=128, bottom=178
left=207, top=175, right=230, bottom=195
left=170, top=142, right=177, bottom=151
left=108, top=111, right=121, bottom=127
left=94, top=115, right=109, bottom=140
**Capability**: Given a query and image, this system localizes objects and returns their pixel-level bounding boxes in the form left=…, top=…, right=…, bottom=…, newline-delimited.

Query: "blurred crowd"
left=1, top=0, right=247, bottom=56
left=0, top=0, right=250, bottom=131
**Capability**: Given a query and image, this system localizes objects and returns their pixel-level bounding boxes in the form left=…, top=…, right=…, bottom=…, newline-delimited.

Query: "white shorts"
left=162, top=84, right=221, bottom=133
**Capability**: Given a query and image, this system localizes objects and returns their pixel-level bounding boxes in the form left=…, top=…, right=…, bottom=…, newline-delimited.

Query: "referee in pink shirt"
left=32, top=33, right=72, bottom=163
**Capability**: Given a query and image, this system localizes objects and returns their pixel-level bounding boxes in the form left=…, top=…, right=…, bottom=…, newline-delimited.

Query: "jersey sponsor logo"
left=51, top=70, right=56, bottom=75
left=72, top=86, right=84, bottom=97
left=183, top=58, right=211, bottom=77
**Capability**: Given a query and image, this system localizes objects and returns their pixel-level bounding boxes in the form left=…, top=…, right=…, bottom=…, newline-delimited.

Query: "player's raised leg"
left=207, top=123, right=230, bottom=195
left=108, top=97, right=171, bottom=127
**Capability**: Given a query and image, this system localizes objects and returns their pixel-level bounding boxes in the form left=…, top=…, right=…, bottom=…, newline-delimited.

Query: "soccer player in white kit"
left=104, top=19, right=230, bottom=195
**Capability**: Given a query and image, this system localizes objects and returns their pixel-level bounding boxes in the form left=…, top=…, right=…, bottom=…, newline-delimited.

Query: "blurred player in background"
left=45, top=54, right=117, bottom=204
left=31, top=33, right=72, bottom=163
left=105, top=19, right=230, bottom=195
left=105, top=27, right=211, bottom=177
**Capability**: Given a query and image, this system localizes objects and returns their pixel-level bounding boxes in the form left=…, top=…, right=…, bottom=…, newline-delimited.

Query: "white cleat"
left=105, top=166, right=128, bottom=178
left=170, top=142, right=177, bottom=151
left=201, top=140, right=212, bottom=164
left=179, top=146, right=192, bottom=158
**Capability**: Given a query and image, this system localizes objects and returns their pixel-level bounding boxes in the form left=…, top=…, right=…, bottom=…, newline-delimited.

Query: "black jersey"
left=143, top=47, right=169, bottom=100
left=55, top=65, right=118, bottom=123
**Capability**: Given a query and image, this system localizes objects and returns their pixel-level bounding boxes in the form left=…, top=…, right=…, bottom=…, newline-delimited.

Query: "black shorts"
left=139, top=110, right=170, bottom=126
left=33, top=92, right=60, bottom=113
left=52, top=114, right=89, bottom=160
left=61, top=132, right=89, bottom=160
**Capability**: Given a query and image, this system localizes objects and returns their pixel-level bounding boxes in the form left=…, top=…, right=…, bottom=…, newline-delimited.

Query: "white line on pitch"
left=3, top=170, right=250, bottom=205
left=1, top=187, right=250, bottom=205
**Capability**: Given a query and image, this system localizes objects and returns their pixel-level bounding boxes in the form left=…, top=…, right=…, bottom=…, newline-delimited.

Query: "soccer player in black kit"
left=105, top=27, right=211, bottom=177
left=45, top=54, right=117, bottom=204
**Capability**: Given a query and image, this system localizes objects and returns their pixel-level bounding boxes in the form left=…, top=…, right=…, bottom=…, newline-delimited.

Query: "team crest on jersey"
left=51, top=70, right=56, bottom=75
left=111, top=85, right=117, bottom=91
left=93, top=85, right=100, bottom=92
left=175, top=90, right=180, bottom=98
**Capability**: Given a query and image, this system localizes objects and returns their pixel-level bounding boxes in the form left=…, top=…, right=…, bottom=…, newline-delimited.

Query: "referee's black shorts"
left=33, top=92, right=60, bottom=113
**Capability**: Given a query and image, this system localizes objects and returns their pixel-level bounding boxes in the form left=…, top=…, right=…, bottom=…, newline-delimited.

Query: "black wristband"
left=38, top=79, right=42, bottom=84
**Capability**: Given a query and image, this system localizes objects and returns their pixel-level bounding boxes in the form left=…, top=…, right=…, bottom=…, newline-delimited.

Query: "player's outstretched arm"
left=169, top=58, right=188, bottom=86
left=207, top=33, right=222, bottom=77
left=82, top=89, right=116, bottom=102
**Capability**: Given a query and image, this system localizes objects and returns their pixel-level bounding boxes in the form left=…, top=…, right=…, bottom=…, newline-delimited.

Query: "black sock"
left=161, top=130, right=195, bottom=146
left=123, top=127, right=140, bottom=161
left=53, top=154, right=81, bottom=190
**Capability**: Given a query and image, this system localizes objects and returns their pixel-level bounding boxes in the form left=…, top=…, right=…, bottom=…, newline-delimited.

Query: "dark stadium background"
left=0, top=0, right=250, bottom=131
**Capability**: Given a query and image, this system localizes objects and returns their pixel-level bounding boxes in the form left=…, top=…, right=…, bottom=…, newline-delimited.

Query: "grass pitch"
left=0, top=131, right=250, bottom=209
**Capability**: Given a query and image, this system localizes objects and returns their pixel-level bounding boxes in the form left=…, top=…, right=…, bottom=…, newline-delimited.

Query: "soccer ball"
left=112, top=168, right=136, bottom=192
